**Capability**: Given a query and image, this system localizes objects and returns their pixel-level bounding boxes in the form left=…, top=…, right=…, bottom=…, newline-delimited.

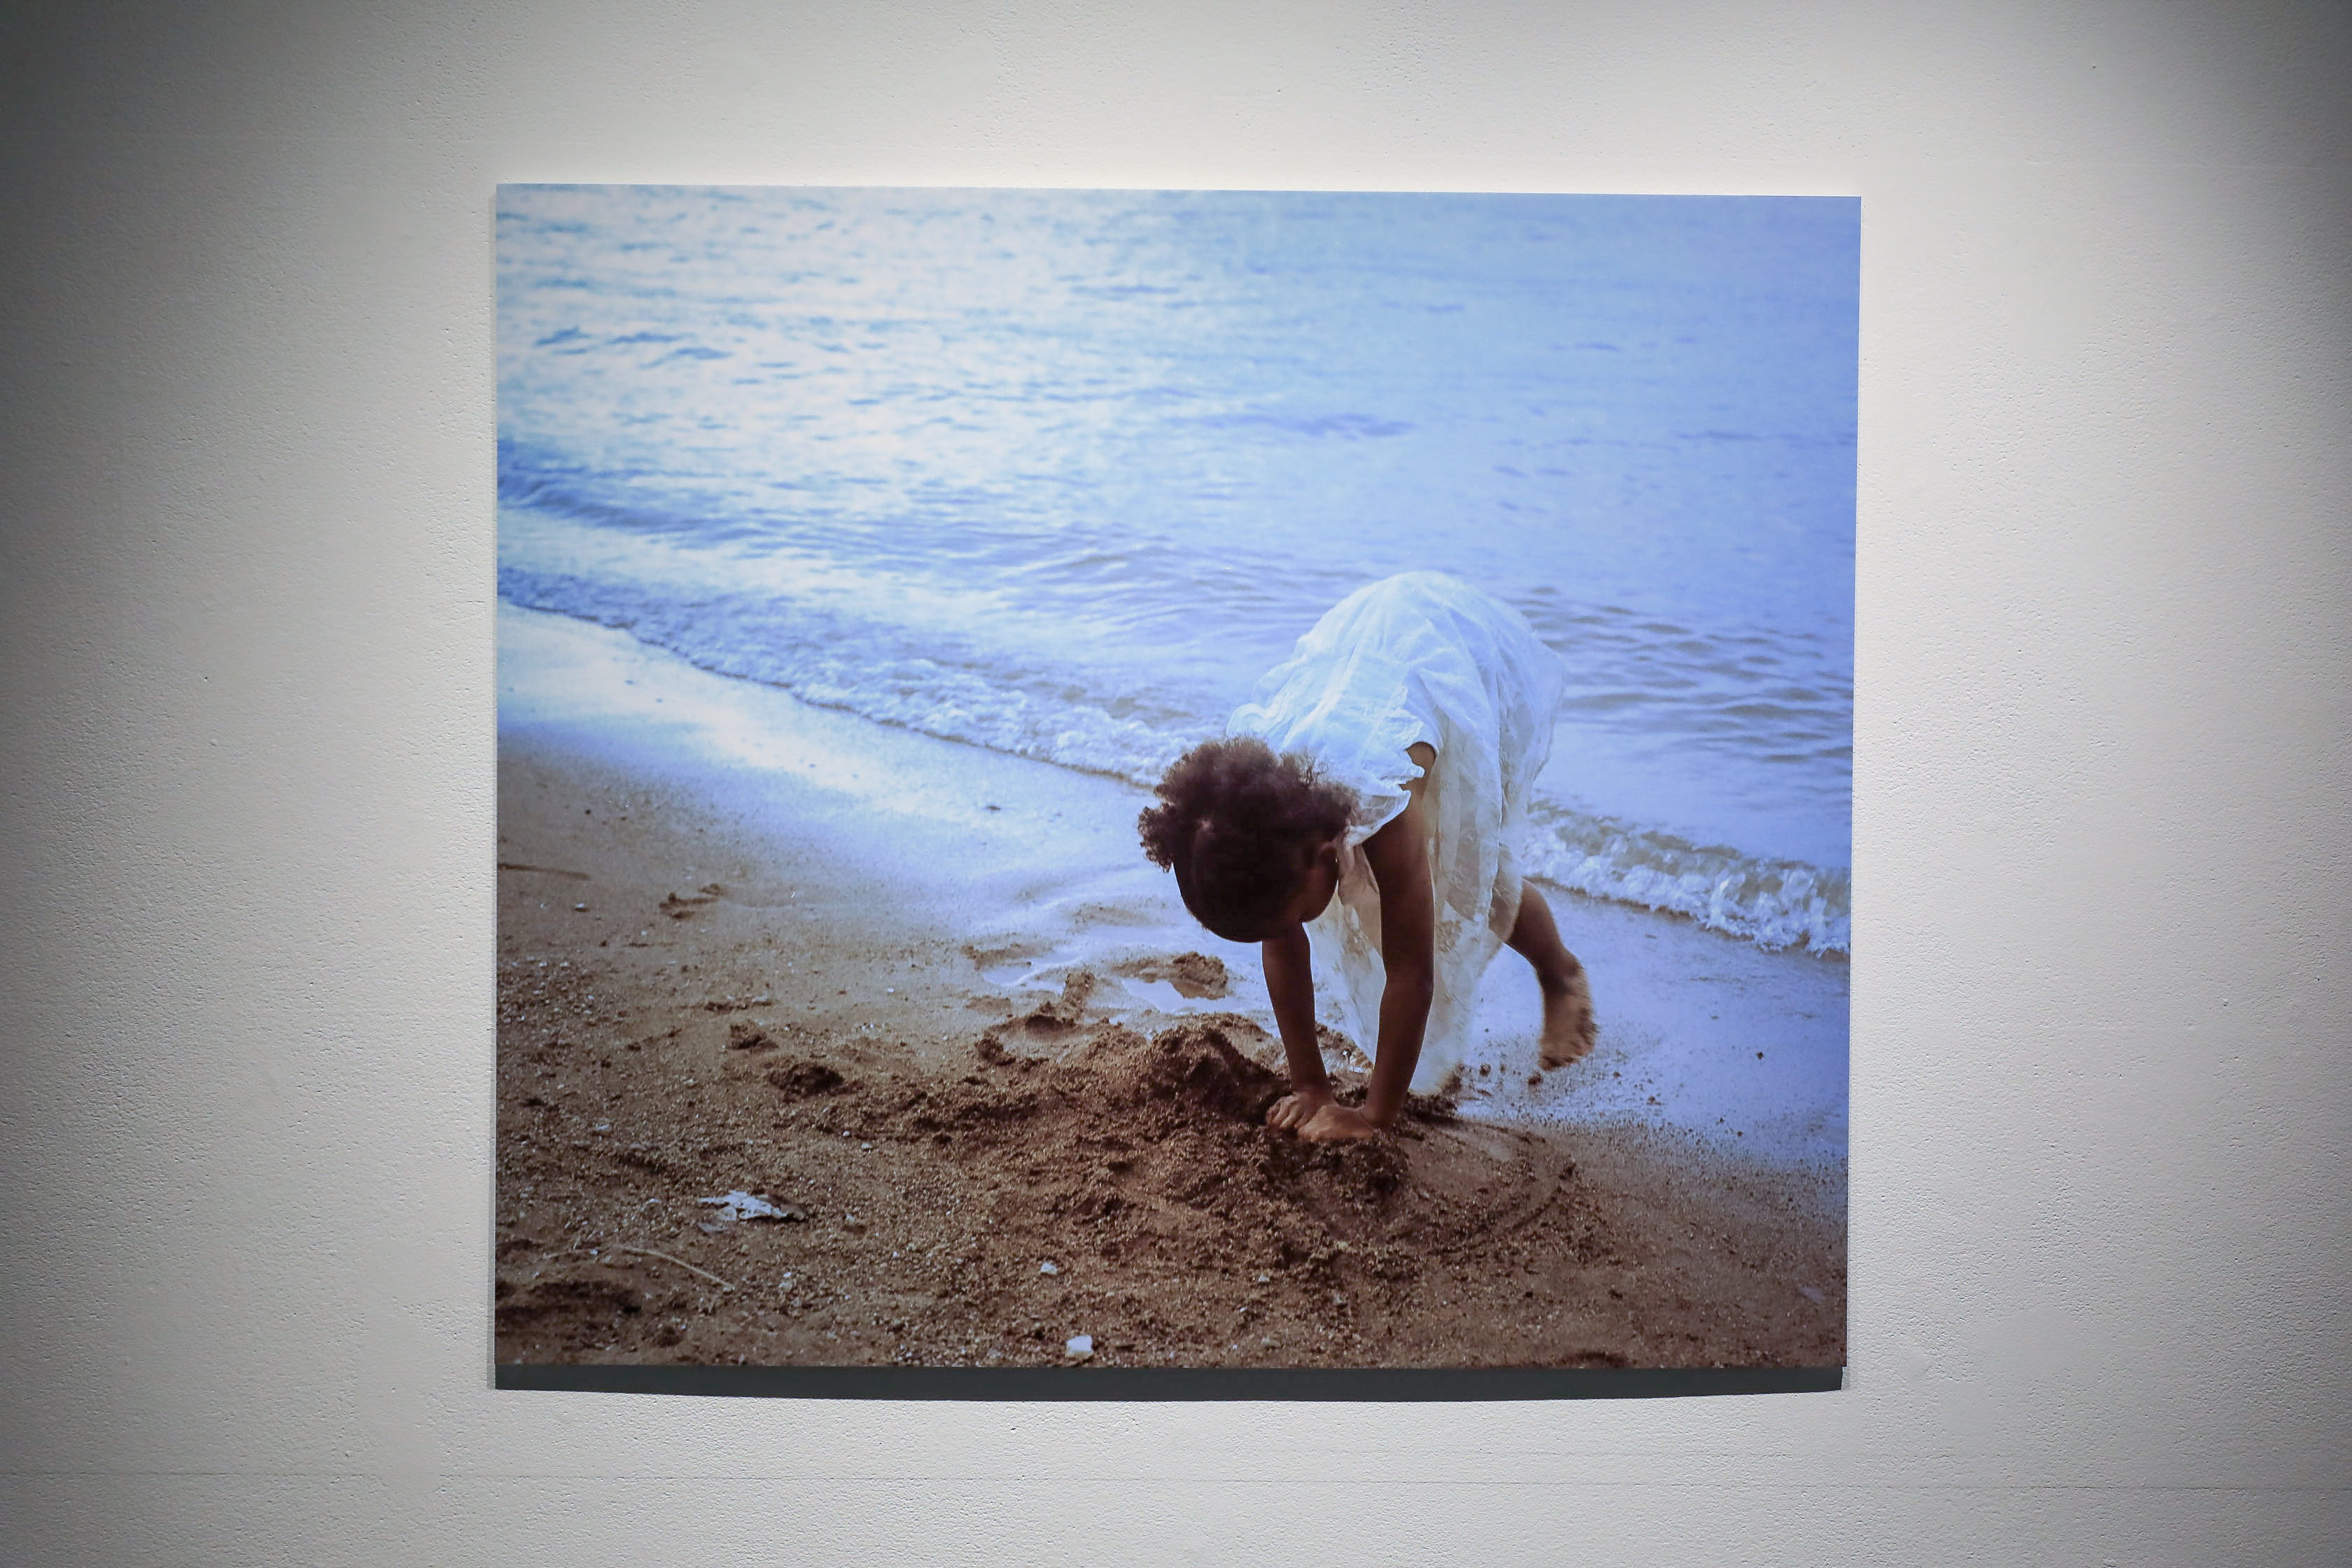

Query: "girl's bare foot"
left=1537, top=956, right=1597, bottom=1068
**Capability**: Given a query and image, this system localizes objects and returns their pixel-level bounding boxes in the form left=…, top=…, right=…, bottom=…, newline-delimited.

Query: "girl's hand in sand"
left=1266, top=1089, right=1334, bottom=1132
left=1268, top=1093, right=1382, bottom=1142
left=1296, top=1101, right=1382, bottom=1142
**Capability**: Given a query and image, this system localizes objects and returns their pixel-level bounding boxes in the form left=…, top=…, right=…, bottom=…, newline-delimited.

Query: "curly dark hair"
left=1138, top=736, right=1357, bottom=941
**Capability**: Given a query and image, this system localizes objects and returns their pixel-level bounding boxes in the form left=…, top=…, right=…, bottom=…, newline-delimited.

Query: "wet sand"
left=494, top=613, right=1846, bottom=1369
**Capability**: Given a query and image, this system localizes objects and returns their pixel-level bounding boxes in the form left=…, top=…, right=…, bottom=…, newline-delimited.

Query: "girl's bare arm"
left=1359, top=783, right=1436, bottom=1126
left=1260, top=923, right=1331, bottom=1107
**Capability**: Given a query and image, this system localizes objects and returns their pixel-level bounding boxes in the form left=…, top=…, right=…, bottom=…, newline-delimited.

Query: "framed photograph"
left=493, top=186, right=1853, bottom=1397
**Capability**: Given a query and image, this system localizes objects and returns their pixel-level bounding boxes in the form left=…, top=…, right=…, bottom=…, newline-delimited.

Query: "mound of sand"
left=901, top=1021, right=1413, bottom=1278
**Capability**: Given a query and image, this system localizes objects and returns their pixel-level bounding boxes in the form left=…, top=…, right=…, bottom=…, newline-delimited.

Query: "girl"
left=1138, top=572, right=1595, bottom=1144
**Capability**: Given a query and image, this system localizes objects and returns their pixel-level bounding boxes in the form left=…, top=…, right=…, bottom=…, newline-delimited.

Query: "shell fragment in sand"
left=1039, top=1260, right=1060, bottom=1275
left=1065, top=1335, right=1093, bottom=1359
left=698, top=1190, right=807, bottom=1223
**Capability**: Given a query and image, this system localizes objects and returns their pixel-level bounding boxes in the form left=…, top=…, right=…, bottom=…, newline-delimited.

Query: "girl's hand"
left=1266, top=1089, right=1336, bottom=1132
left=1297, top=1102, right=1382, bottom=1142
left=1269, top=1093, right=1383, bottom=1142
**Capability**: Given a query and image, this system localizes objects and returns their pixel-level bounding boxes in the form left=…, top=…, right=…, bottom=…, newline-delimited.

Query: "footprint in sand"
left=658, top=884, right=727, bottom=920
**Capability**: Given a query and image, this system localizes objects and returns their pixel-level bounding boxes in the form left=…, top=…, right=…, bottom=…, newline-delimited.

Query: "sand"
left=494, top=607, right=1846, bottom=1370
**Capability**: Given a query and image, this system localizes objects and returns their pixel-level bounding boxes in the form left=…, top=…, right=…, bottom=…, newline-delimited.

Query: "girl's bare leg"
left=1506, top=883, right=1595, bottom=1067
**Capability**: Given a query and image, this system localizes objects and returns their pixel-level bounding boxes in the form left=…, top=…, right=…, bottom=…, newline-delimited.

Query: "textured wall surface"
left=2, top=2, right=2346, bottom=1562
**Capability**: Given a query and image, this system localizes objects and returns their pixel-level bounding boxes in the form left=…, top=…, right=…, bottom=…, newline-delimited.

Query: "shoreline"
left=495, top=606, right=1847, bottom=1368
left=498, top=603, right=1850, bottom=1161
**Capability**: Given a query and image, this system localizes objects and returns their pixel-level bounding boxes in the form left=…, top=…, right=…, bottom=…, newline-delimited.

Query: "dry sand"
left=494, top=725, right=1846, bottom=1371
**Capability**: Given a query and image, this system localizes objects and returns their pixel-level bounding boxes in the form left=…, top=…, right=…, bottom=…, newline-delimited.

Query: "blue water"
left=497, top=186, right=1856, bottom=953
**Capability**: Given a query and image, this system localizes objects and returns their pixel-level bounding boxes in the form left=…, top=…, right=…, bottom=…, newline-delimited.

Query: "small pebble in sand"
left=1040, top=1261, right=1060, bottom=1275
left=1065, top=1335, right=1093, bottom=1359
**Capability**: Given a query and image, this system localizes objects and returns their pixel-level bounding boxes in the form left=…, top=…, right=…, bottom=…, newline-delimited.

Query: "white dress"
left=1228, top=572, right=1566, bottom=1091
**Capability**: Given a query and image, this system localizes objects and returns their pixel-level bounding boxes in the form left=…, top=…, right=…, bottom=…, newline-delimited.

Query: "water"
left=498, top=186, right=1856, bottom=954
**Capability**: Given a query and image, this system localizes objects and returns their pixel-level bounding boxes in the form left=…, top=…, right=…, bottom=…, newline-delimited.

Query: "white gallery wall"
left=2, top=1, right=2345, bottom=1562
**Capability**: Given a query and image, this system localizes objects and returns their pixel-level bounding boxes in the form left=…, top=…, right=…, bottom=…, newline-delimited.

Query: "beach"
left=495, top=608, right=1846, bottom=1369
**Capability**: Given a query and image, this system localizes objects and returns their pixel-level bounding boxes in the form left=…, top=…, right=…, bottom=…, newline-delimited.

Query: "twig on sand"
left=587, top=1244, right=736, bottom=1293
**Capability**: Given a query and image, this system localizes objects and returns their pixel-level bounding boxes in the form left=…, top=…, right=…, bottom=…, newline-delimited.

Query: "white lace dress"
left=1228, top=572, right=1565, bottom=1091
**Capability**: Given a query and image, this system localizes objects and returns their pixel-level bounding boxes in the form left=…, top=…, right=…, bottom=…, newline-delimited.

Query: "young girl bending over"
left=1138, top=572, right=1595, bottom=1144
